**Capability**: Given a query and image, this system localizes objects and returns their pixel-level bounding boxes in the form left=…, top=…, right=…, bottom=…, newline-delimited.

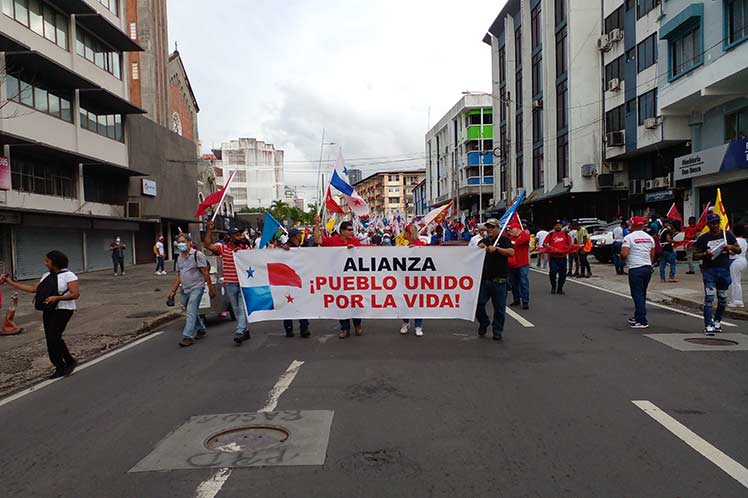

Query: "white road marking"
left=193, top=360, right=305, bottom=498
left=506, top=308, right=535, bottom=327
left=530, top=268, right=736, bottom=327
left=632, top=400, right=748, bottom=489
left=0, top=331, right=164, bottom=409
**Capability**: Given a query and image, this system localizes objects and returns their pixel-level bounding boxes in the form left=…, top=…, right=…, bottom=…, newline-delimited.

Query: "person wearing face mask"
left=109, top=236, right=127, bottom=276
left=381, top=234, right=392, bottom=246
left=168, top=234, right=216, bottom=347
left=204, top=221, right=252, bottom=346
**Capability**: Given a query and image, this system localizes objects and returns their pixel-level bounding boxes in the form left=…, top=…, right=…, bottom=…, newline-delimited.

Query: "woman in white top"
left=728, top=224, right=747, bottom=308
left=0, top=251, right=80, bottom=378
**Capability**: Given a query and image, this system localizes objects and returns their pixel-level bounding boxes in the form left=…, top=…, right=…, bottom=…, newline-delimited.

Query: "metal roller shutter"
left=85, top=230, right=124, bottom=272
left=14, top=227, right=84, bottom=280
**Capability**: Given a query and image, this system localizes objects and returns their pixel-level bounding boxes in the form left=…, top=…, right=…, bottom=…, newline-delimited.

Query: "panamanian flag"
left=235, top=250, right=303, bottom=316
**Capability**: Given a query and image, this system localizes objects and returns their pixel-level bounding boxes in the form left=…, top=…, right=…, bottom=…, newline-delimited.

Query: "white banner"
left=233, top=247, right=486, bottom=323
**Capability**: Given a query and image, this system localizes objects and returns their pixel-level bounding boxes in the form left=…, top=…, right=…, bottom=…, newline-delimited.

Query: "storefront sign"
left=675, top=139, right=748, bottom=181
left=0, top=156, right=10, bottom=190
left=645, top=190, right=674, bottom=203
left=142, top=178, right=158, bottom=197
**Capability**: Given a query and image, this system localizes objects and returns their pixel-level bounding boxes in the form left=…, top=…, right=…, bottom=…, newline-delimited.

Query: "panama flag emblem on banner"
left=239, top=261, right=304, bottom=314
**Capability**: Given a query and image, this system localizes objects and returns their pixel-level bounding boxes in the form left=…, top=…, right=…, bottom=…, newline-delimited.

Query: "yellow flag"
left=701, top=188, right=730, bottom=235
left=325, top=214, right=337, bottom=233
left=395, top=233, right=408, bottom=246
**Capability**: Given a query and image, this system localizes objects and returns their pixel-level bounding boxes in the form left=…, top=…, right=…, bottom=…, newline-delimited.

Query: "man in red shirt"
left=543, top=220, right=572, bottom=295
left=204, top=222, right=251, bottom=345
left=313, top=214, right=364, bottom=339
left=508, top=222, right=531, bottom=309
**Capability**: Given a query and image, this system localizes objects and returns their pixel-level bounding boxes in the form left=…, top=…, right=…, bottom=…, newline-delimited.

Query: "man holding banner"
left=476, top=218, right=514, bottom=340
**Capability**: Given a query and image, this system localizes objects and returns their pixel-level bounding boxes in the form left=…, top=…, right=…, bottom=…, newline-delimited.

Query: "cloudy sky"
left=168, top=0, right=503, bottom=202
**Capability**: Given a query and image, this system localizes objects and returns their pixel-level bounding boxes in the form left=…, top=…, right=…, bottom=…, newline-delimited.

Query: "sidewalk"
left=532, top=256, right=748, bottom=321
left=0, top=263, right=184, bottom=397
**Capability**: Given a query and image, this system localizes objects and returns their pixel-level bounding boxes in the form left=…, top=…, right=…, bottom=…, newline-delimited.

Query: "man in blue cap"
left=694, top=214, right=742, bottom=335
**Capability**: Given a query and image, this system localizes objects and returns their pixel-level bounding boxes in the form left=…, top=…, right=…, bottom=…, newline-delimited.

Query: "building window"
left=626, top=47, right=636, bottom=64
left=97, top=0, right=119, bottom=16
left=605, top=55, right=625, bottom=85
left=388, top=175, right=400, bottom=182
left=76, top=25, right=122, bottom=79
left=532, top=147, right=544, bottom=190
left=555, top=28, right=567, bottom=78
left=604, top=6, right=624, bottom=34
left=625, top=98, right=636, bottom=116
left=515, top=70, right=523, bottom=111
left=606, top=104, right=625, bottom=132
left=724, top=108, right=748, bottom=142
left=229, top=188, right=247, bottom=200
left=531, top=5, right=542, bottom=50
left=637, top=34, right=657, bottom=72
left=557, top=134, right=569, bottom=181
left=727, top=0, right=748, bottom=46
left=555, top=0, right=566, bottom=25
left=232, top=170, right=247, bottom=182
left=3, top=0, right=68, bottom=50
left=388, top=197, right=400, bottom=203
left=79, top=107, right=124, bottom=142
left=670, top=26, right=701, bottom=78
left=532, top=109, right=543, bottom=145
left=5, top=72, right=73, bottom=122
left=515, top=113, right=523, bottom=153
left=531, top=54, right=543, bottom=96
left=129, top=21, right=136, bottom=39
left=515, top=27, right=522, bottom=68
left=556, top=82, right=567, bottom=131
left=131, top=62, right=139, bottom=80
left=638, top=89, right=657, bottom=125
left=637, top=0, right=660, bottom=19
left=499, top=47, right=506, bottom=84
left=10, top=154, right=77, bottom=198
left=516, top=155, right=523, bottom=188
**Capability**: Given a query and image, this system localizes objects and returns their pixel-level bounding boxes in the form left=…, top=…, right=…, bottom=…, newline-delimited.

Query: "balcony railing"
left=466, top=176, right=494, bottom=185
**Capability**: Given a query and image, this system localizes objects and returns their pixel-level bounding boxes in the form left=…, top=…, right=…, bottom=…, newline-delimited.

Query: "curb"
left=667, top=296, right=748, bottom=321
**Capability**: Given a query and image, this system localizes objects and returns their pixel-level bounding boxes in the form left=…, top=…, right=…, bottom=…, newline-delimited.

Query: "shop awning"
left=5, top=51, right=97, bottom=90
left=79, top=88, right=146, bottom=115
left=76, top=14, right=144, bottom=52
left=526, top=182, right=571, bottom=203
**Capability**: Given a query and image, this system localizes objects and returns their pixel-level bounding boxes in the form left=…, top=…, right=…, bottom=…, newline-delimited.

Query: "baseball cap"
left=707, top=213, right=721, bottom=223
left=228, top=227, right=243, bottom=235
left=484, top=218, right=500, bottom=227
left=288, top=227, right=301, bottom=237
left=629, top=216, right=647, bottom=226
left=554, top=219, right=563, bottom=225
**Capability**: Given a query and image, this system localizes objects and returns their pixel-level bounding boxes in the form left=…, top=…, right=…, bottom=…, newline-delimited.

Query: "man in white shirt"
left=535, top=228, right=549, bottom=269
left=469, top=226, right=486, bottom=247
left=621, top=216, right=655, bottom=329
left=155, top=236, right=166, bottom=275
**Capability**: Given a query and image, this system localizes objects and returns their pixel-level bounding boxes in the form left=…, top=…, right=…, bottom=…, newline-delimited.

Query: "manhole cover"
left=206, top=425, right=289, bottom=452
left=684, top=338, right=739, bottom=346
left=127, top=310, right=164, bottom=319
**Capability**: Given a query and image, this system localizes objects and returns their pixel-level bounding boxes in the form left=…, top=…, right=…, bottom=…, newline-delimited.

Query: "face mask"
left=115, top=238, right=120, bottom=243
left=383, top=239, right=391, bottom=245
left=176, top=242, right=189, bottom=252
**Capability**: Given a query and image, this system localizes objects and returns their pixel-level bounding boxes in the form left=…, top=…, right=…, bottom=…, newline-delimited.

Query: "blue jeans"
left=628, top=266, right=652, bottom=325
left=660, top=251, right=677, bottom=281
left=549, top=257, right=567, bottom=291
left=702, top=267, right=732, bottom=326
left=181, top=286, right=206, bottom=339
left=403, top=319, right=423, bottom=327
left=612, top=242, right=624, bottom=274
left=510, top=265, right=530, bottom=305
left=476, top=279, right=508, bottom=337
left=224, top=283, right=248, bottom=335
left=155, top=256, right=165, bottom=273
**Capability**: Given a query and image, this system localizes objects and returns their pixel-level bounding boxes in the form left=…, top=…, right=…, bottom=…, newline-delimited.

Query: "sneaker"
left=668, top=279, right=679, bottom=283
left=478, top=325, right=488, bottom=337
left=195, top=330, right=207, bottom=340
left=121, top=271, right=126, bottom=275
left=242, top=330, right=251, bottom=341
left=557, top=289, right=565, bottom=295
left=415, top=327, right=424, bottom=337
left=727, top=302, right=744, bottom=308
left=63, top=359, right=78, bottom=376
left=234, top=334, right=244, bottom=346
left=354, top=324, right=364, bottom=336
left=686, top=271, right=695, bottom=275
left=705, top=325, right=715, bottom=336
left=285, top=329, right=295, bottom=338
left=399, top=323, right=409, bottom=335
left=627, top=317, right=637, bottom=326
left=713, top=321, right=722, bottom=332
left=584, top=274, right=591, bottom=278
left=522, top=303, right=529, bottom=310
left=300, top=329, right=310, bottom=338
left=509, top=301, right=521, bottom=307
left=551, top=288, right=557, bottom=294
left=492, top=334, right=503, bottom=341
left=629, top=322, right=649, bottom=329
left=49, top=369, right=65, bottom=379
left=179, top=338, right=194, bottom=347
left=155, top=271, right=161, bottom=275
left=339, top=330, right=350, bottom=339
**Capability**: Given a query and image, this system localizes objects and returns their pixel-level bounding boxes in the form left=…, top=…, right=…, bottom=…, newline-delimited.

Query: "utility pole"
left=479, top=106, right=484, bottom=223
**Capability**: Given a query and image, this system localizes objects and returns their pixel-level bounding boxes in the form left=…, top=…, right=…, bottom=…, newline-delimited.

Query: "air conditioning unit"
left=609, top=28, right=624, bottom=42
left=606, top=130, right=625, bottom=147
left=532, top=99, right=543, bottom=109
left=608, top=78, right=621, bottom=92
left=645, top=179, right=655, bottom=190
left=644, top=117, right=659, bottom=129
left=666, top=173, right=674, bottom=188
left=608, top=162, right=624, bottom=172
left=630, top=179, right=643, bottom=194
left=653, top=177, right=665, bottom=188
left=126, top=201, right=141, bottom=218
left=581, top=164, right=596, bottom=177
left=597, top=173, right=614, bottom=188
left=597, top=34, right=610, bottom=51
left=563, top=177, right=572, bottom=188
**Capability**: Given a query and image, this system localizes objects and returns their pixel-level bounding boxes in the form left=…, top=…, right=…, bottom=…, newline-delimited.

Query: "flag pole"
left=210, top=170, right=236, bottom=222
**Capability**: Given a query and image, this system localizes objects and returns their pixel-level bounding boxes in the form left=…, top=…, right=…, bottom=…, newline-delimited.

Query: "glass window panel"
left=106, top=114, right=115, bottom=138
left=114, top=115, right=122, bottom=141
left=48, top=93, right=60, bottom=116
left=739, top=110, right=748, bottom=137
left=33, top=86, right=47, bottom=112
left=28, top=0, right=42, bottom=34
left=87, top=112, right=97, bottom=131
left=2, top=0, right=13, bottom=16
left=14, top=0, right=28, bottom=25
left=42, top=4, right=55, bottom=42
left=56, top=14, right=67, bottom=49
left=79, top=108, right=88, bottom=129
left=97, top=114, right=107, bottom=135
left=60, top=98, right=71, bottom=122
left=94, top=48, right=105, bottom=69
left=683, top=32, right=694, bottom=71
left=19, top=81, right=32, bottom=106
left=75, top=28, right=85, bottom=56
left=6, top=74, right=19, bottom=101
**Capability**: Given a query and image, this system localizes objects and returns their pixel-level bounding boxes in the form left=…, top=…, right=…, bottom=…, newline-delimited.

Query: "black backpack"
left=34, top=270, right=68, bottom=311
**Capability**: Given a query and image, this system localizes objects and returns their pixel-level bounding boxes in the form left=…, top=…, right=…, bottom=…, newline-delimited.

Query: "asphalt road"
left=1, top=271, right=747, bottom=498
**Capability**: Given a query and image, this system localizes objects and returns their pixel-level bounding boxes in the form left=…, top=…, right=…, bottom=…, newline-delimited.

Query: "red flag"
left=666, top=203, right=683, bottom=224
left=194, top=170, right=236, bottom=218
left=684, top=202, right=711, bottom=241
left=325, top=186, right=346, bottom=214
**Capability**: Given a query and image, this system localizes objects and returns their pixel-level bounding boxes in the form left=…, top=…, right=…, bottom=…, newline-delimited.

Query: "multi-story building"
left=347, top=167, right=362, bottom=185
left=661, top=0, right=748, bottom=225
left=167, top=48, right=199, bottom=152
left=217, top=138, right=284, bottom=210
left=0, top=0, right=147, bottom=278
left=413, top=178, right=428, bottom=217
left=600, top=0, right=690, bottom=218
left=354, top=169, right=425, bottom=218
left=424, top=94, right=494, bottom=218
left=484, top=0, right=623, bottom=226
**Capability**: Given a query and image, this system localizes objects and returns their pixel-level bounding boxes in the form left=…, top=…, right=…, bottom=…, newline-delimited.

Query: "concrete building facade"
left=217, top=138, right=285, bottom=210
left=354, top=169, right=425, bottom=219
left=0, top=0, right=145, bottom=278
left=424, top=94, right=494, bottom=218
left=167, top=48, right=199, bottom=152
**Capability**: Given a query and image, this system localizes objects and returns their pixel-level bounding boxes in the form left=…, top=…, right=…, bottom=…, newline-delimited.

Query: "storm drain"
left=130, top=410, right=334, bottom=472
left=644, top=333, right=748, bottom=352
